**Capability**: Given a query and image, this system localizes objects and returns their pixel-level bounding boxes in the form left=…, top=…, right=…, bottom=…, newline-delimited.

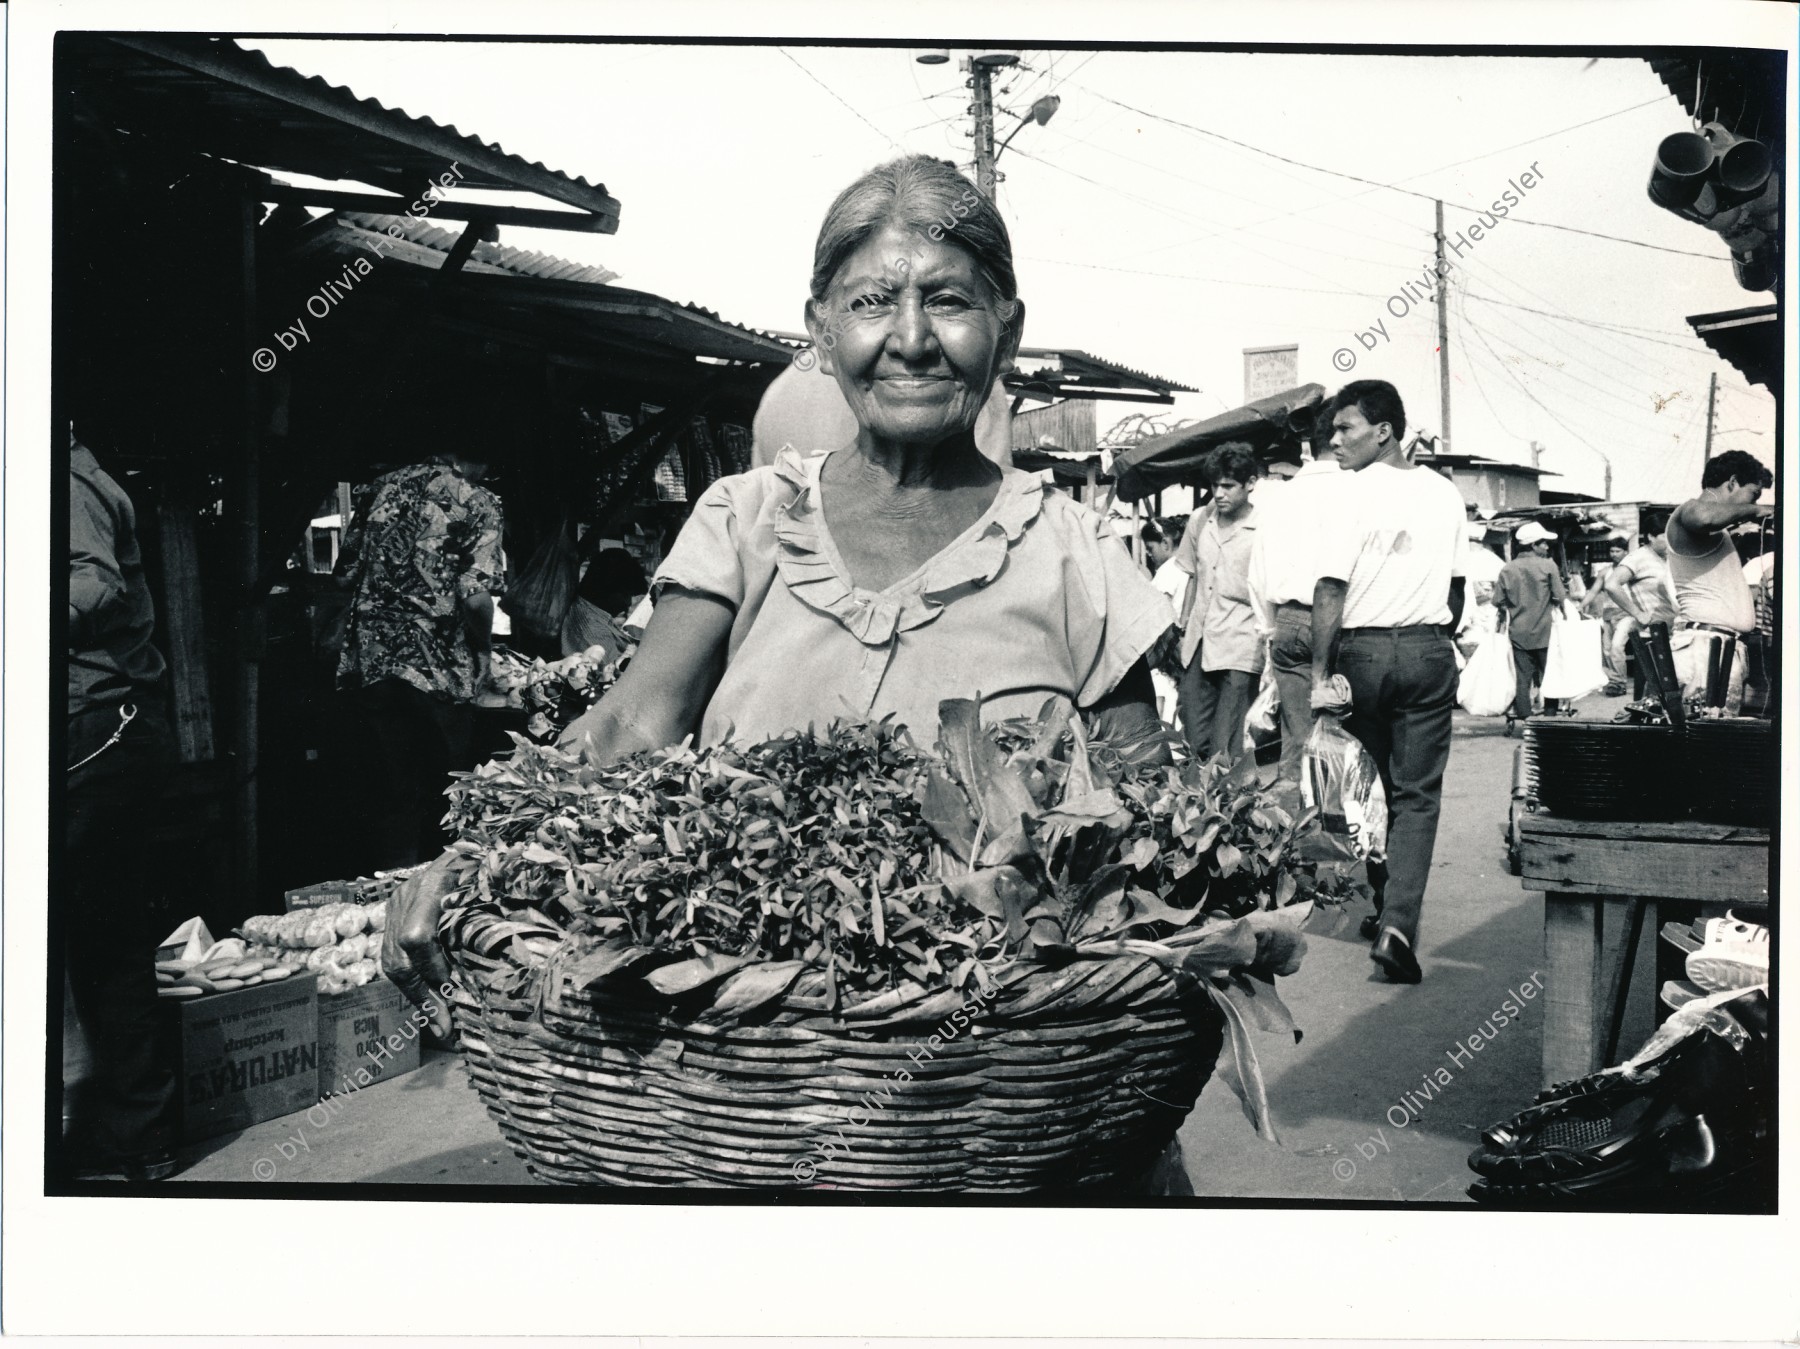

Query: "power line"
left=1459, top=308, right=1642, bottom=469
left=780, top=49, right=906, bottom=153
left=1455, top=262, right=1707, bottom=422
left=1005, top=142, right=1400, bottom=296
left=1461, top=290, right=1702, bottom=349
left=1456, top=252, right=1707, bottom=391
left=1468, top=314, right=1696, bottom=429
left=1034, top=120, right=1431, bottom=266
left=1075, top=87, right=1726, bottom=260
left=1020, top=252, right=1389, bottom=300
left=1457, top=293, right=1531, bottom=442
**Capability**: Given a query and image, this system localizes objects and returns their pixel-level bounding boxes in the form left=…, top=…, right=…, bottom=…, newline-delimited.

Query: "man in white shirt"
left=1247, top=408, right=1340, bottom=792
left=1665, top=450, right=1771, bottom=713
left=1309, top=381, right=1466, bottom=984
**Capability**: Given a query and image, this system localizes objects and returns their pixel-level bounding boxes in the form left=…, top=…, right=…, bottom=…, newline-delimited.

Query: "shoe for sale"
left=1685, top=913, right=1769, bottom=994
left=1468, top=990, right=1768, bottom=1199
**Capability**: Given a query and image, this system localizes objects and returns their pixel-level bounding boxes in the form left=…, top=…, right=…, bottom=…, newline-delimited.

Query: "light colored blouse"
left=653, top=448, right=1175, bottom=747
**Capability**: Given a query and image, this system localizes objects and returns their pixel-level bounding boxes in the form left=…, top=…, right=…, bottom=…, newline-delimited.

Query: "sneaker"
left=1686, top=914, right=1769, bottom=994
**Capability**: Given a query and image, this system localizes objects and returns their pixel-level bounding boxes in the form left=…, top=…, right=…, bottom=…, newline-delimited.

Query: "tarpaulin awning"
left=1110, top=383, right=1325, bottom=502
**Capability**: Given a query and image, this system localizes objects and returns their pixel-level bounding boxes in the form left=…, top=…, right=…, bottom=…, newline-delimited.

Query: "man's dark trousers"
left=349, top=678, right=475, bottom=869
left=63, top=703, right=180, bottom=1169
left=1177, top=655, right=1255, bottom=761
left=1267, top=602, right=1314, bottom=790
left=1511, top=642, right=1552, bottom=721
left=1338, top=625, right=1458, bottom=947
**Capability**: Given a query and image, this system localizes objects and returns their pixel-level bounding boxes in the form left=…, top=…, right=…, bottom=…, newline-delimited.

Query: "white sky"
left=243, top=38, right=1779, bottom=503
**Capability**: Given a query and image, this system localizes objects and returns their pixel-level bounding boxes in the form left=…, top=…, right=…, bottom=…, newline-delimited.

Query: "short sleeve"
left=1064, top=510, right=1179, bottom=708
left=652, top=475, right=748, bottom=608
left=1444, top=487, right=1468, bottom=579
left=1170, top=510, right=1201, bottom=576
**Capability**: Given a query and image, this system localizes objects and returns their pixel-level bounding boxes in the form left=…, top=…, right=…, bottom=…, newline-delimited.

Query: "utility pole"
left=971, top=59, right=998, bottom=200
left=1703, top=370, right=1719, bottom=464
left=1435, top=199, right=1452, bottom=454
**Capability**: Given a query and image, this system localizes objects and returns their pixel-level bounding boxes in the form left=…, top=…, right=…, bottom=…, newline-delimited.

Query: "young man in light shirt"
left=1172, top=443, right=1265, bottom=760
left=1247, top=407, right=1340, bottom=794
left=1604, top=520, right=1677, bottom=698
left=1309, top=381, right=1466, bottom=985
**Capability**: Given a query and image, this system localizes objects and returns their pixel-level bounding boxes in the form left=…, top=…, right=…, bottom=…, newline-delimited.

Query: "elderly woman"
left=383, top=155, right=1176, bottom=1044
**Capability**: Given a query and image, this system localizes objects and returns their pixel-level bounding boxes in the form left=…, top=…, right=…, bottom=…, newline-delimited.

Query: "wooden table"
left=1518, top=815, right=1770, bottom=1089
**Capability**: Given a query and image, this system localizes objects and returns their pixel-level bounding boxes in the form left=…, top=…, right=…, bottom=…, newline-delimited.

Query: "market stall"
left=1109, top=383, right=1325, bottom=502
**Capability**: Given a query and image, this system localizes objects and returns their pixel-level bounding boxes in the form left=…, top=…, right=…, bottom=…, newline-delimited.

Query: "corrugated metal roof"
left=297, top=211, right=799, bottom=366
left=336, top=211, right=620, bottom=286
left=1014, top=347, right=1195, bottom=396
left=68, top=33, right=621, bottom=229
left=1647, top=53, right=1785, bottom=141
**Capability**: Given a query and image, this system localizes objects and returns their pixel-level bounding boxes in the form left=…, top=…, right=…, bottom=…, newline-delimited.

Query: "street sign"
left=1243, top=344, right=1299, bottom=403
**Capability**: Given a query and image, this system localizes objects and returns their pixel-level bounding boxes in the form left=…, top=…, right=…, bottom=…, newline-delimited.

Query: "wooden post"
left=236, top=193, right=262, bottom=902
left=1703, top=371, right=1718, bottom=464
left=1541, top=892, right=1609, bottom=1085
left=1435, top=199, right=1452, bottom=454
left=155, top=504, right=216, bottom=762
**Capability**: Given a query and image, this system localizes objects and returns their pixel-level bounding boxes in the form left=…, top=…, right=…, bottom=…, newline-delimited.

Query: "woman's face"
left=806, top=223, right=1023, bottom=449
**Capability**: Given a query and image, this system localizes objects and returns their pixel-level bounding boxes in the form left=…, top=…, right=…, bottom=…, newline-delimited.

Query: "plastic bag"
left=1457, top=628, right=1517, bottom=716
left=1542, top=614, right=1606, bottom=701
left=503, top=517, right=579, bottom=644
left=1241, top=664, right=1281, bottom=767
left=1300, top=714, right=1388, bottom=863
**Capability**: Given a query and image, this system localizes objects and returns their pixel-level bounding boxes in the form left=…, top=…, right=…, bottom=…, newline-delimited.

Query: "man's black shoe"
left=1359, top=913, right=1381, bottom=940
left=1371, top=929, right=1422, bottom=984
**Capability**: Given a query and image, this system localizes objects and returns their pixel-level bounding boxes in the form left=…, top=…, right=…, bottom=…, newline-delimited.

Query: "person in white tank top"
left=1666, top=450, right=1772, bottom=713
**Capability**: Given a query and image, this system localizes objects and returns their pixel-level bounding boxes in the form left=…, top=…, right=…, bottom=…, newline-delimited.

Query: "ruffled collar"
left=769, top=445, right=1043, bottom=646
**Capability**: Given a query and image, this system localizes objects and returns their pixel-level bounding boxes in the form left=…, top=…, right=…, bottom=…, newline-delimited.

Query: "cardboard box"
left=167, top=975, right=320, bottom=1143
left=317, top=979, right=421, bottom=1097
left=283, top=881, right=359, bottom=912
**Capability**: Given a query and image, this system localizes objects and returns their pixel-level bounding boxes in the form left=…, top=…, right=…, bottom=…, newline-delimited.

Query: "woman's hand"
left=380, top=851, right=461, bottom=1037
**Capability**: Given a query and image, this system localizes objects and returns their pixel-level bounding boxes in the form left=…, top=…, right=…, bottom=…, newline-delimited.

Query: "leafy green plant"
left=438, top=700, right=1362, bottom=1140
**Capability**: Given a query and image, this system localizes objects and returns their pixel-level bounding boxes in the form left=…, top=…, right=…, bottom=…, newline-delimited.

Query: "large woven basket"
left=443, top=935, right=1226, bottom=1192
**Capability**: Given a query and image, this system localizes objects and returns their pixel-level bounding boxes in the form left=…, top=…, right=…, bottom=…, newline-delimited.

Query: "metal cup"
left=1732, top=249, right=1777, bottom=292
left=1703, top=122, right=1775, bottom=199
left=1648, top=130, right=1716, bottom=208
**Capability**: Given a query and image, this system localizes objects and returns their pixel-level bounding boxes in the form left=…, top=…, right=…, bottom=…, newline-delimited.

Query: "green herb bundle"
left=443, top=698, right=1357, bottom=1008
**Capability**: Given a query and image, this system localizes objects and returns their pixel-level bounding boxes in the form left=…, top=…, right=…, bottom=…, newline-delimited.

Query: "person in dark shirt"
left=1493, top=521, right=1568, bottom=733
left=561, top=546, right=647, bottom=662
left=65, top=432, right=181, bottom=1181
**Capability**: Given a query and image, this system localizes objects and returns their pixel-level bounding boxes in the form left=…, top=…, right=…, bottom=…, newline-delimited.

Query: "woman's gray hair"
left=810, top=155, right=1018, bottom=310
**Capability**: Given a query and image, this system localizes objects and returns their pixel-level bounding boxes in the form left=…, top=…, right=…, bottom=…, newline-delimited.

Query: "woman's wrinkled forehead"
left=819, top=228, right=999, bottom=302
